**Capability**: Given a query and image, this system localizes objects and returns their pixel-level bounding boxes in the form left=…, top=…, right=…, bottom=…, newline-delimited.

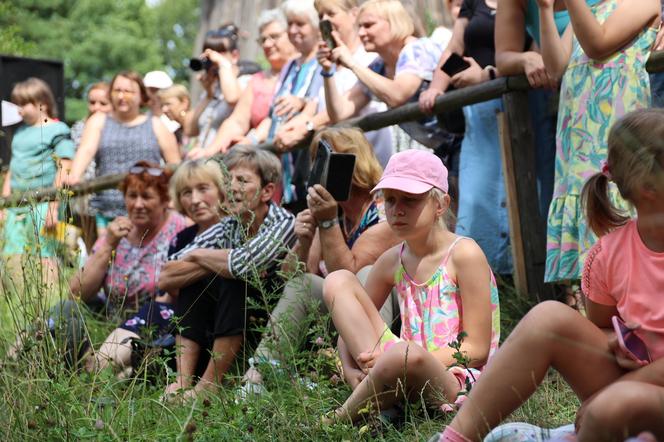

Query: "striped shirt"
left=168, top=202, right=296, bottom=280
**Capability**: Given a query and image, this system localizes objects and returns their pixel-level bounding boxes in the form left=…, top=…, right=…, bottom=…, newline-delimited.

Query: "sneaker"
left=236, top=381, right=267, bottom=402
left=483, top=422, right=576, bottom=442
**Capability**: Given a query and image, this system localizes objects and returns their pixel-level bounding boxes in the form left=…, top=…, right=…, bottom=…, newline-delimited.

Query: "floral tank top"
left=394, top=236, right=501, bottom=364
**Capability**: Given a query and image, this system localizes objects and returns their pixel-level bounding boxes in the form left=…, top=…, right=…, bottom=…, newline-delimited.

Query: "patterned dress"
left=381, top=236, right=501, bottom=406
left=544, top=0, right=656, bottom=282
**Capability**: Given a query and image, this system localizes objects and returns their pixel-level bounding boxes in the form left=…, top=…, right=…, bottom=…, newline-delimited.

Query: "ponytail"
left=581, top=172, right=629, bottom=237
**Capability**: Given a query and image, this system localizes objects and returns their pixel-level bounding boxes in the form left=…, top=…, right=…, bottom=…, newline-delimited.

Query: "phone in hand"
left=308, top=139, right=356, bottom=201
left=320, top=19, right=336, bottom=50
left=612, top=316, right=651, bottom=364
left=441, top=52, right=470, bottom=77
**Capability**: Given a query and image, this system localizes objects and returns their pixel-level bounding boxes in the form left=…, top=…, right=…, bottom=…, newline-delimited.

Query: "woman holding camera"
left=188, top=10, right=297, bottom=159
left=241, top=127, right=400, bottom=395
left=184, top=24, right=250, bottom=152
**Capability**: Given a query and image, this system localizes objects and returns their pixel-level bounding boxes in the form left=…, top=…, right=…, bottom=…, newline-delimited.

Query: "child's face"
left=18, top=102, right=46, bottom=125
left=87, top=88, right=111, bottom=115
left=383, top=188, right=442, bottom=236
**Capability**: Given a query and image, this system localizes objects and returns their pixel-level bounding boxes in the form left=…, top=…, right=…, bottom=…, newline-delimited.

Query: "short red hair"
left=120, top=160, right=173, bottom=203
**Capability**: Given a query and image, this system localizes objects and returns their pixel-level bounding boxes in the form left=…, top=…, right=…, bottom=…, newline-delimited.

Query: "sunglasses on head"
left=129, top=166, right=164, bottom=177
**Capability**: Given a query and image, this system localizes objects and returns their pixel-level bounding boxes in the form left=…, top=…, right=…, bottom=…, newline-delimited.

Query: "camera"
left=189, top=57, right=213, bottom=71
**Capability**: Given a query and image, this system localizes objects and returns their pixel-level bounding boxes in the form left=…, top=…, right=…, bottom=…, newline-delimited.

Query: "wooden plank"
left=497, top=111, right=528, bottom=297
left=501, top=90, right=556, bottom=301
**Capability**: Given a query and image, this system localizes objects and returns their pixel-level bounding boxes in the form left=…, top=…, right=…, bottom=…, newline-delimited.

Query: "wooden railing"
left=2, top=51, right=663, bottom=301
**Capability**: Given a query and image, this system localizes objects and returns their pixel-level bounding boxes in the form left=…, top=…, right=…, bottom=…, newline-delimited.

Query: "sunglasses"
left=129, top=166, right=164, bottom=177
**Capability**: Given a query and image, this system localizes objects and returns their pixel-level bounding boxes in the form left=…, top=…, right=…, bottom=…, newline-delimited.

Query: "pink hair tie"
left=600, top=159, right=612, bottom=181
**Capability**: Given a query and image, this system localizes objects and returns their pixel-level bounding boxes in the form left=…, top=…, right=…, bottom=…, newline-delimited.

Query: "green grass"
left=0, top=233, right=578, bottom=441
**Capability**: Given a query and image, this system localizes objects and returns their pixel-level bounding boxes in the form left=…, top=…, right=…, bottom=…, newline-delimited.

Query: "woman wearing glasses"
left=67, top=161, right=187, bottom=373
left=67, top=71, right=180, bottom=236
left=188, top=10, right=297, bottom=159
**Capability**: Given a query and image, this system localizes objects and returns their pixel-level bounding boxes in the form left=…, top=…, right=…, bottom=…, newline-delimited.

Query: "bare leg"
left=164, top=335, right=201, bottom=396
left=90, top=328, right=139, bottom=372
left=449, top=301, right=626, bottom=441
left=193, top=335, right=243, bottom=396
left=323, top=270, right=386, bottom=359
left=578, top=381, right=664, bottom=442
left=337, top=341, right=461, bottom=422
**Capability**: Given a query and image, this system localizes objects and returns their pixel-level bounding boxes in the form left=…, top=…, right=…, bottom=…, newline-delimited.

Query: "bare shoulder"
left=86, top=111, right=107, bottom=130
left=450, top=237, right=489, bottom=269
left=151, top=115, right=168, bottom=131
left=373, top=244, right=402, bottom=274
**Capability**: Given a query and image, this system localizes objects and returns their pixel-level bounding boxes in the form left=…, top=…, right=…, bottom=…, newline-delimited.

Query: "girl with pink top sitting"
left=440, top=109, right=664, bottom=442
left=322, top=149, right=500, bottom=422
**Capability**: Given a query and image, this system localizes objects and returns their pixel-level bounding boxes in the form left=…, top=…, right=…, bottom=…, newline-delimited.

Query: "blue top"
left=10, top=121, right=75, bottom=191
left=525, top=0, right=602, bottom=46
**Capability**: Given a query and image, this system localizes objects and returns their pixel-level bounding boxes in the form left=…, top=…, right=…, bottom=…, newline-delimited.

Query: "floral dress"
left=545, top=0, right=656, bottom=282
left=382, top=236, right=501, bottom=407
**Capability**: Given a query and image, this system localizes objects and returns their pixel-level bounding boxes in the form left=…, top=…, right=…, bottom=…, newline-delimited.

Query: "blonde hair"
left=582, top=109, right=664, bottom=236
left=311, top=127, right=383, bottom=190
left=314, top=0, right=358, bottom=13
left=158, top=84, right=190, bottom=106
left=10, top=77, right=58, bottom=118
left=170, top=159, right=225, bottom=213
left=358, top=0, right=415, bottom=41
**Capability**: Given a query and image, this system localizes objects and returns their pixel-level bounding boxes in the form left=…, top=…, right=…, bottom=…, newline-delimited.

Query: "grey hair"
left=281, top=0, right=319, bottom=29
left=257, top=8, right=288, bottom=33
left=222, top=145, right=282, bottom=186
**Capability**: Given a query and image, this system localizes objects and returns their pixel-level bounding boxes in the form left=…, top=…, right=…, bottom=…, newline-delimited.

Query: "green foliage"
left=1, top=0, right=199, bottom=99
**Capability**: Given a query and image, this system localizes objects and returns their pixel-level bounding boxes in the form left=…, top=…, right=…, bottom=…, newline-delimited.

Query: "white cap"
left=143, top=70, right=173, bottom=89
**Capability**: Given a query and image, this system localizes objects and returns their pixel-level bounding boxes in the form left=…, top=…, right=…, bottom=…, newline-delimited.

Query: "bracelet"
left=320, top=68, right=335, bottom=78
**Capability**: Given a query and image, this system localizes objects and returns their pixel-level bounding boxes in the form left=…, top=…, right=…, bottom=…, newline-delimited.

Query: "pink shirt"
left=248, top=71, right=276, bottom=129
left=91, top=211, right=186, bottom=309
left=582, top=219, right=664, bottom=361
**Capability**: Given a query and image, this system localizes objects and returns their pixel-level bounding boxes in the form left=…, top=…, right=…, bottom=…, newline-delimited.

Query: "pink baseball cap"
left=372, top=150, right=448, bottom=194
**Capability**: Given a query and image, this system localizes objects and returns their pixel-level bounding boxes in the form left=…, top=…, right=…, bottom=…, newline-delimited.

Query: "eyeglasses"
left=111, top=89, right=137, bottom=97
left=129, top=166, right=164, bottom=177
left=257, top=31, right=285, bottom=45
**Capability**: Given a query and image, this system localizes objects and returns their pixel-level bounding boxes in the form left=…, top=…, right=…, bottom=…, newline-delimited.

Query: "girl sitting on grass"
left=323, top=149, right=500, bottom=422
left=440, top=109, right=664, bottom=442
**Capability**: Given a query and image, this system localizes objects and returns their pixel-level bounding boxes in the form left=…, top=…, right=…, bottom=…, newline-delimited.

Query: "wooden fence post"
left=501, top=90, right=556, bottom=301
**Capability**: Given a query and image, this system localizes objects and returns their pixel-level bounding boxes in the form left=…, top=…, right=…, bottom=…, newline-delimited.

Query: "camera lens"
left=189, top=58, right=203, bottom=71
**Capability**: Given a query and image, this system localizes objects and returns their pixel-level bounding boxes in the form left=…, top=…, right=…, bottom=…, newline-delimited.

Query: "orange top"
left=583, top=219, right=664, bottom=361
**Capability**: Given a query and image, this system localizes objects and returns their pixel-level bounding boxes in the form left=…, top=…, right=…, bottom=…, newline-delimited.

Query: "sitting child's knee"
left=522, top=300, right=580, bottom=332
left=586, top=381, right=651, bottom=424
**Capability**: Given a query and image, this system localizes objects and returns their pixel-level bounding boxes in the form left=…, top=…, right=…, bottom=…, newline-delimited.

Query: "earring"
left=180, top=110, right=187, bottom=117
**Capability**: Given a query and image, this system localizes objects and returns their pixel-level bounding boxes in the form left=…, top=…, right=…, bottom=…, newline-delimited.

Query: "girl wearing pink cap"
left=322, top=149, right=500, bottom=422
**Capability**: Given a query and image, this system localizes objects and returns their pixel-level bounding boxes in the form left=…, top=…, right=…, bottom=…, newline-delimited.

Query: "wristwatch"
left=319, top=218, right=338, bottom=230
left=305, top=120, right=315, bottom=133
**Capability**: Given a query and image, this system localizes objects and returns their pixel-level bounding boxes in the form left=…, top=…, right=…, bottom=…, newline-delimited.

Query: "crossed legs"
left=323, top=270, right=459, bottom=422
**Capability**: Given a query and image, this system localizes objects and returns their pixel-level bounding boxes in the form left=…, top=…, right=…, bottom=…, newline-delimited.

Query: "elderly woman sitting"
left=68, top=162, right=186, bottom=371
left=241, top=127, right=400, bottom=394
left=159, top=146, right=296, bottom=400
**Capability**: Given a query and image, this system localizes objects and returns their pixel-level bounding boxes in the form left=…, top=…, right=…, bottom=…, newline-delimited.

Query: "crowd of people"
left=2, top=0, right=664, bottom=440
